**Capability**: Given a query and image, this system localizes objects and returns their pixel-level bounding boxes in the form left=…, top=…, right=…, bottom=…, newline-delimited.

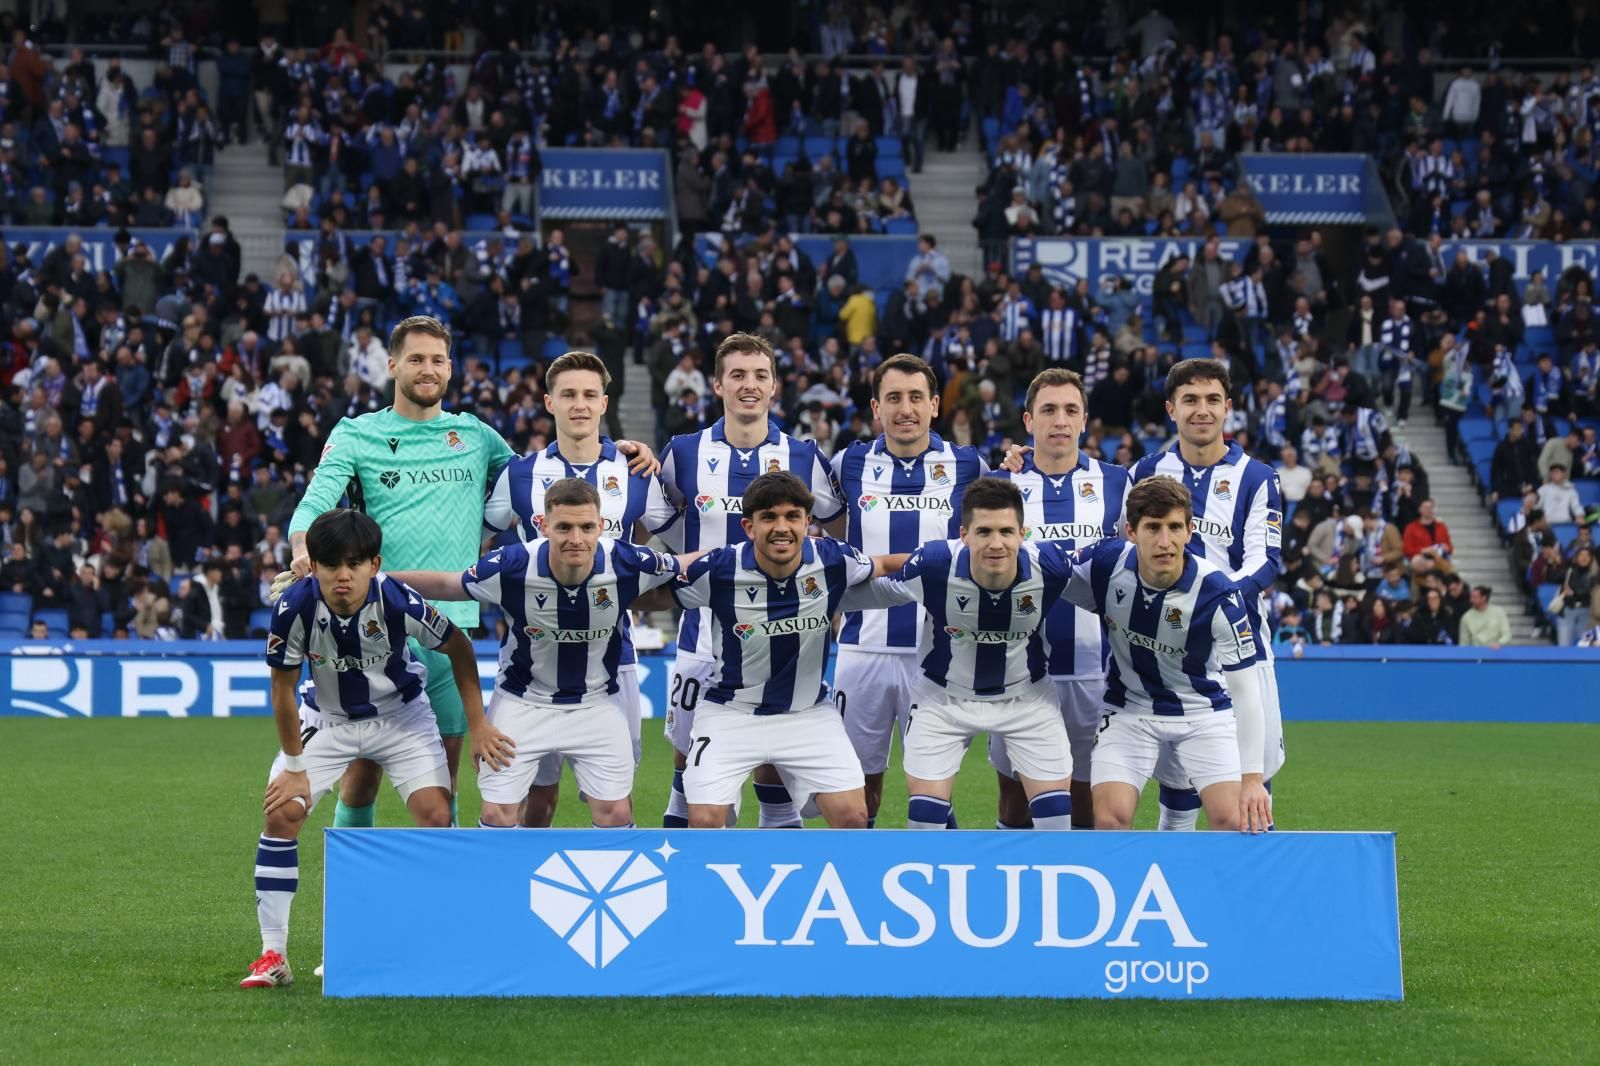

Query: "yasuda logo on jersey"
left=857, top=495, right=951, bottom=513
left=735, top=616, right=830, bottom=641
left=528, top=847, right=670, bottom=969
left=1027, top=522, right=1105, bottom=542
left=696, top=495, right=742, bottom=513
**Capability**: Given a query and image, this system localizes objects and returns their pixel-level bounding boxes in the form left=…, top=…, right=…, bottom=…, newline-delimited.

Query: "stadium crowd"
left=1, top=5, right=1598, bottom=646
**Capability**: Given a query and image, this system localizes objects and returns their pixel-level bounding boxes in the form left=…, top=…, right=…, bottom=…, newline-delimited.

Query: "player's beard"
left=398, top=377, right=445, bottom=411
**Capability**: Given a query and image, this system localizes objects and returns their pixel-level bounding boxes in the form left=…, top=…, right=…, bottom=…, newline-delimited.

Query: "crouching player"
left=240, top=509, right=513, bottom=989
left=392, top=478, right=687, bottom=830
left=1062, top=477, right=1272, bottom=833
left=841, top=478, right=1081, bottom=830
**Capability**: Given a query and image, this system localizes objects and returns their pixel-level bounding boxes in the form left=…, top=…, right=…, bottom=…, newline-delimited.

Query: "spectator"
left=1459, top=586, right=1513, bottom=649
left=1537, top=464, right=1586, bottom=524
left=905, top=235, right=949, bottom=300
left=1553, top=546, right=1600, bottom=647
left=1402, top=499, right=1456, bottom=577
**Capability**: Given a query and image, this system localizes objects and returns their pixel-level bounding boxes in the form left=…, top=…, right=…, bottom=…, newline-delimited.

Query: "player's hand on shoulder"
left=289, top=547, right=311, bottom=579
left=616, top=439, right=661, bottom=477
left=1001, top=442, right=1031, bottom=473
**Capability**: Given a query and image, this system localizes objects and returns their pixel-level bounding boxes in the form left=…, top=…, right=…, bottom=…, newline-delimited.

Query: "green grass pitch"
left=2, top=718, right=1596, bottom=1064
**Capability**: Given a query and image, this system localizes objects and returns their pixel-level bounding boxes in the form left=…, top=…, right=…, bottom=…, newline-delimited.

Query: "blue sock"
left=254, top=836, right=298, bottom=955
left=1028, top=789, right=1073, bottom=830
left=754, top=781, right=802, bottom=828
left=907, top=795, right=952, bottom=830
left=946, top=809, right=959, bottom=829
left=866, top=814, right=876, bottom=829
left=449, top=794, right=458, bottom=828
left=1157, top=784, right=1202, bottom=832
left=663, top=769, right=689, bottom=828
left=332, top=800, right=375, bottom=828
left=996, top=818, right=1029, bottom=829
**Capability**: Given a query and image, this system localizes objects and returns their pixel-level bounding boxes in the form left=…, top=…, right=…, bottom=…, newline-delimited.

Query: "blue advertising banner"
left=6, top=227, right=195, bottom=272
left=323, top=828, right=1402, bottom=999
left=538, top=148, right=672, bottom=220
left=1237, top=154, right=1369, bottom=224
left=1436, top=241, right=1600, bottom=292
left=1011, top=237, right=1250, bottom=296
left=2, top=641, right=1595, bottom=722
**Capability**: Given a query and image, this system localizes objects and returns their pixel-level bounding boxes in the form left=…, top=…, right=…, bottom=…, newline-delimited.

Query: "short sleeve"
left=391, top=577, right=457, bottom=650
left=484, top=460, right=517, bottom=533
left=642, top=474, right=681, bottom=538
left=1211, top=589, right=1256, bottom=672
left=265, top=585, right=308, bottom=669
left=803, top=442, right=845, bottom=522
left=1060, top=544, right=1102, bottom=612
left=461, top=543, right=526, bottom=605
left=671, top=550, right=717, bottom=610
left=612, top=540, right=682, bottom=592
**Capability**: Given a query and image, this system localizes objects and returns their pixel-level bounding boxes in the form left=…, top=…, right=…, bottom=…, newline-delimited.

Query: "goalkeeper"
left=280, top=316, right=652, bottom=827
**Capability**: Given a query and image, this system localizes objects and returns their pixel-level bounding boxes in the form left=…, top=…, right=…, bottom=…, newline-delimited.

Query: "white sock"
left=754, top=781, right=803, bottom=828
left=663, top=768, right=689, bottom=827
left=254, top=835, right=297, bottom=956
left=1157, top=785, right=1202, bottom=831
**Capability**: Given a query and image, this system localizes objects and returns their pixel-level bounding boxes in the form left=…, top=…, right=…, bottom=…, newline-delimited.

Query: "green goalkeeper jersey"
left=289, top=407, right=514, bottom=627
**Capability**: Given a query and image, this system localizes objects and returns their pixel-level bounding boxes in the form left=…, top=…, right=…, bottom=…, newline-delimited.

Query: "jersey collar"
left=1022, top=450, right=1092, bottom=477
left=711, top=417, right=781, bottom=448
left=544, top=437, right=619, bottom=466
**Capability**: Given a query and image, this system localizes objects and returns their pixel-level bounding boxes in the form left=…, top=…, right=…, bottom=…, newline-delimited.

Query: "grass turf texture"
left=2, top=719, right=1595, bottom=1065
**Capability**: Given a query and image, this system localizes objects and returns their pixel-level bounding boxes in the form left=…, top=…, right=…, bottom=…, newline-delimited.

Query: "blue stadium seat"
left=878, top=155, right=907, bottom=179
left=100, top=611, right=115, bottom=636
left=1576, top=480, right=1600, bottom=508
left=464, top=213, right=497, bottom=231
left=541, top=337, right=569, bottom=360
left=249, top=608, right=273, bottom=633
left=497, top=338, right=533, bottom=373
left=1524, top=326, right=1555, bottom=350
left=32, top=608, right=67, bottom=637
left=1551, top=523, right=1580, bottom=549
left=0, top=591, right=29, bottom=614
left=0, top=613, right=25, bottom=636
left=884, top=217, right=918, bottom=235
left=1494, top=498, right=1522, bottom=536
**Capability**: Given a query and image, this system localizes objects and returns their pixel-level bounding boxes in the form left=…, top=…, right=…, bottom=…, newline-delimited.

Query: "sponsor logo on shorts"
left=859, top=495, right=951, bottom=513
left=528, top=848, right=669, bottom=968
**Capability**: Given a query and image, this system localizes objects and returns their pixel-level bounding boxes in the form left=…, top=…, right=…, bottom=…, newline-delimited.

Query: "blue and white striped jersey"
left=1130, top=441, right=1283, bottom=661
left=832, top=432, right=988, bottom=653
left=460, top=538, right=680, bottom=706
left=267, top=573, right=456, bottom=721
left=483, top=438, right=680, bottom=668
left=1062, top=540, right=1255, bottom=716
left=850, top=539, right=1077, bottom=699
left=658, top=419, right=844, bottom=658
left=671, top=537, right=874, bottom=715
left=991, top=454, right=1130, bottom=678
left=484, top=438, right=679, bottom=544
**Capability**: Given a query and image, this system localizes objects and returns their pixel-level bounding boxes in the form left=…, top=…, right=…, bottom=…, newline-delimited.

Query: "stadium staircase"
left=620, top=362, right=657, bottom=448
left=913, top=143, right=985, bottom=278
left=1396, top=417, right=1542, bottom=643
left=207, top=140, right=288, bottom=283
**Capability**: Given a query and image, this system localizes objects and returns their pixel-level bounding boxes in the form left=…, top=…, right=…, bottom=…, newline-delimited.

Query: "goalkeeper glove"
left=269, top=570, right=297, bottom=604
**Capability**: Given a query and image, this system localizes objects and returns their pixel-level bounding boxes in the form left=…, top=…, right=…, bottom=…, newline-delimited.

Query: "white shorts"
left=989, top=676, right=1104, bottom=783
left=683, top=701, right=864, bottom=808
left=532, top=666, right=642, bottom=788
left=477, top=690, right=634, bottom=805
left=1154, top=661, right=1284, bottom=788
left=908, top=678, right=1071, bottom=784
left=835, top=647, right=917, bottom=775
left=664, top=655, right=715, bottom=755
left=1094, top=711, right=1240, bottom=794
left=268, top=701, right=449, bottom=809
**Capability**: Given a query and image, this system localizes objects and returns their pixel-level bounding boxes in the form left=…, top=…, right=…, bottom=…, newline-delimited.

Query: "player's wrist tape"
left=282, top=753, right=307, bottom=772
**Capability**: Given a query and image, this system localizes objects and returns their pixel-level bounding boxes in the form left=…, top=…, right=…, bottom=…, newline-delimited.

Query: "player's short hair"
left=1165, top=357, right=1230, bottom=401
left=960, top=477, right=1025, bottom=527
left=1127, top=476, right=1194, bottom=529
left=544, top=477, right=602, bottom=514
left=388, top=314, right=452, bottom=358
left=546, top=350, right=611, bottom=391
left=305, top=508, right=382, bottom=566
left=714, top=331, right=779, bottom=379
left=1025, top=367, right=1088, bottom=412
left=742, top=471, right=813, bottom=517
left=873, top=353, right=939, bottom=399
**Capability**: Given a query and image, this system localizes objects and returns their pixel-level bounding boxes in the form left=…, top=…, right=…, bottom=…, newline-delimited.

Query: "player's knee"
left=1094, top=807, right=1132, bottom=830
left=481, top=803, right=520, bottom=828
left=827, top=804, right=869, bottom=829
left=1207, top=809, right=1242, bottom=831
left=265, top=804, right=305, bottom=838
left=590, top=798, right=633, bottom=827
left=688, top=807, right=727, bottom=829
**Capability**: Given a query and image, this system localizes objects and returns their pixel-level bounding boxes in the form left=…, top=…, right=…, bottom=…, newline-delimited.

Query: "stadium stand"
left=0, top=6, right=1596, bottom=648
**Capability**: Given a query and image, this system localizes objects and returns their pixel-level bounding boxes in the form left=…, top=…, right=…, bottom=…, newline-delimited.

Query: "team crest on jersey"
left=931, top=463, right=950, bottom=485
left=1016, top=594, right=1037, bottom=615
left=363, top=618, right=382, bottom=640
left=266, top=634, right=284, bottom=656
left=858, top=494, right=879, bottom=511
left=593, top=588, right=613, bottom=609
left=1213, top=479, right=1232, bottom=500
left=801, top=576, right=822, bottom=600
left=524, top=626, right=546, bottom=640
left=445, top=429, right=467, bottom=453
left=1165, top=607, right=1184, bottom=629
left=604, top=475, right=622, bottom=497
left=767, top=459, right=781, bottom=473
left=733, top=622, right=755, bottom=641
left=1080, top=481, right=1098, bottom=501
left=696, top=494, right=717, bottom=512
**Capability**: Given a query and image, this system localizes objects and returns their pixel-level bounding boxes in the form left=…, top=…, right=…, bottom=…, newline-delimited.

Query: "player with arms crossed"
left=830, top=353, right=986, bottom=827
left=1063, top=477, right=1272, bottom=833
left=988, top=368, right=1128, bottom=829
left=671, top=472, right=905, bottom=829
left=843, top=478, right=1081, bottom=830
left=656, top=333, right=844, bottom=828
left=483, top=351, right=679, bottom=826
left=282, top=316, right=657, bottom=827
left=1131, top=359, right=1284, bottom=830
left=393, top=479, right=687, bottom=830
left=240, top=510, right=513, bottom=989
